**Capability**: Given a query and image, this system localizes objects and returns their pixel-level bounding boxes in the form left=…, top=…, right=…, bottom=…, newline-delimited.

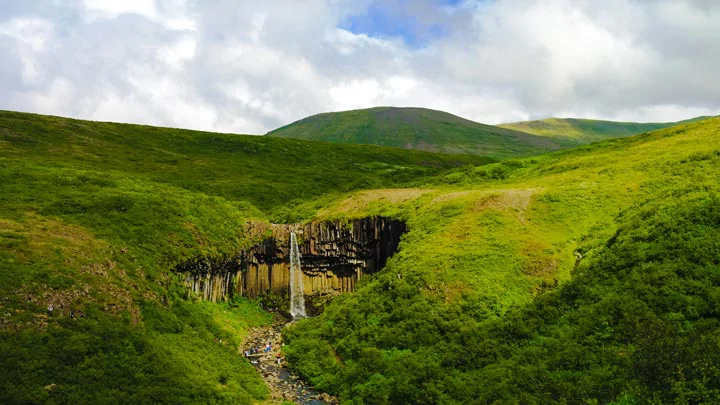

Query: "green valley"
left=2, top=1, right=719, bottom=404
left=0, top=110, right=486, bottom=404
left=2, top=108, right=720, bottom=404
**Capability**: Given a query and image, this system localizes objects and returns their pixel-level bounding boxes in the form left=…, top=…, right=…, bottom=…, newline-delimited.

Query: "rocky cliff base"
left=244, top=320, right=338, bottom=405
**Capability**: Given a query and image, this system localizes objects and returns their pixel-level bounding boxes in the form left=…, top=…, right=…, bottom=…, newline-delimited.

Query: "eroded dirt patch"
left=473, top=188, right=539, bottom=224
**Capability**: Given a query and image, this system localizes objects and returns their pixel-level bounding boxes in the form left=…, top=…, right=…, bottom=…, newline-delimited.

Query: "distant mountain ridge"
left=267, top=107, right=571, bottom=158
left=499, top=116, right=712, bottom=142
left=267, top=106, right=713, bottom=158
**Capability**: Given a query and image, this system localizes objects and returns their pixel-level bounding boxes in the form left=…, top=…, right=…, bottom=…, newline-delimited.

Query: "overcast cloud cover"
left=0, top=0, right=718, bottom=134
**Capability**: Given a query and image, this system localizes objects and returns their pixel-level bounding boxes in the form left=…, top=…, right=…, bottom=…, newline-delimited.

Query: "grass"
left=1, top=298, right=271, bottom=404
left=316, top=117, right=720, bottom=308
left=0, top=161, right=274, bottom=403
left=267, top=106, right=576, bottom=158
left=283, top=116, right=720, bottom=403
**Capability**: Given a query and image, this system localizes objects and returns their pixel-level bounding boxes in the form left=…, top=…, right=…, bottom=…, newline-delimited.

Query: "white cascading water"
left=289, top=231, right=306, bottom=319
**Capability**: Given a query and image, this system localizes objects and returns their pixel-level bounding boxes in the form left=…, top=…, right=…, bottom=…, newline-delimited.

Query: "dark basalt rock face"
left=176, top=216, right=406, bottom=303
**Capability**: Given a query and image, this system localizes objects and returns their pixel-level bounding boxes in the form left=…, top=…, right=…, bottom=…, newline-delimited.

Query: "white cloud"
left=0, top=0, right=718, bottom=134
left=83, top=0, right=159, bottom=21
left=0, top=18, right=53, bottom=50
left=329, top=78, right=382, bottom=110
left=604, top=105, right=719, bottom=124
left=0, top=18, right=54, bottom=85
left=83, top=0, right=196, bottom=31
left=22, top=78, right=77, bottom=114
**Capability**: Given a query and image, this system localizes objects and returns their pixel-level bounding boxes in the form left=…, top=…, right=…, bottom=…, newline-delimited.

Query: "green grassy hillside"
left=0, top=111, right=488, bottom=218
left=4, top=107, right=720, bottom=404
left=0, top=110, right=488, bottom=403
left=267, top=107, right=573, bottom=158
left=283, top=117, right=720, bottom=404
left=500, top=116, right=711, bottom=143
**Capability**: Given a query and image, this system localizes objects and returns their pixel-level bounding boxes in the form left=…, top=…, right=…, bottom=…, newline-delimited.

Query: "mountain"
left=267, top=106, right=573, bottom=158
left=499, top=116, right=712, bottom=143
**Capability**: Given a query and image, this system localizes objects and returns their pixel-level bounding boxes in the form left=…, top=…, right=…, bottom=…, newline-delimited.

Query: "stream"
left=243, top=318, right=338, bottom=405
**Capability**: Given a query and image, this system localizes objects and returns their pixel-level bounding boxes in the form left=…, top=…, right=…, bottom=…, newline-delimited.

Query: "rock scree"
left=243, top=317, right=338, bottom=404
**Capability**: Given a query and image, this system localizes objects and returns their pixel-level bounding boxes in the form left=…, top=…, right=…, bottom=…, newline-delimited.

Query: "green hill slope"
left=0, top=110, right=488, bottom=403
left=499, top=116, right=711, bottom=142
left=0, top=110, right=488, bottom=217
left=267, top=107, right=572, bottom=158
left=284, top=117, right=720, bottom=404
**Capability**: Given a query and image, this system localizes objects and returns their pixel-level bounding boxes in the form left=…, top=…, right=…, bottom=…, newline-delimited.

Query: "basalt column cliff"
left=176, top=217, right=407, bottom=302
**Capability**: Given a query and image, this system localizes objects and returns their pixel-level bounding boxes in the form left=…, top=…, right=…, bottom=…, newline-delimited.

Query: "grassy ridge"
left=0, top=110, right=487, bottom=216
left=0, top=110, right=488, bottom=403
left=499, top=116, right=711, bottom=143
left=283, top=117, right=720, bottom=403
left=267, top=107, right=573, bottom=158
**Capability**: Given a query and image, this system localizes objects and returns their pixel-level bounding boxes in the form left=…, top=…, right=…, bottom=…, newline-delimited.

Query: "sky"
left=0, top=0, right=719, bottom=134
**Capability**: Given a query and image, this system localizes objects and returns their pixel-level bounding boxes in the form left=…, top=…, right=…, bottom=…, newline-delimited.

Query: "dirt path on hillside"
left=243, top=318, right=338, bottom=405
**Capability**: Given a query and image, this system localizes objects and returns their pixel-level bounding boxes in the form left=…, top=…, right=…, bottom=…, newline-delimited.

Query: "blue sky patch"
left=339, top=0, right=464, bottom=48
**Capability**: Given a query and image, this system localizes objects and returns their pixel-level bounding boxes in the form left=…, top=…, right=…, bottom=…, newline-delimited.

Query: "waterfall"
left=289, top=231, right=306, bottom=319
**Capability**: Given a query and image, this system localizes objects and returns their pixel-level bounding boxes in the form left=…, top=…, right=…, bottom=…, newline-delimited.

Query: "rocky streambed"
left=244, top=319, right=337, bottom=405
